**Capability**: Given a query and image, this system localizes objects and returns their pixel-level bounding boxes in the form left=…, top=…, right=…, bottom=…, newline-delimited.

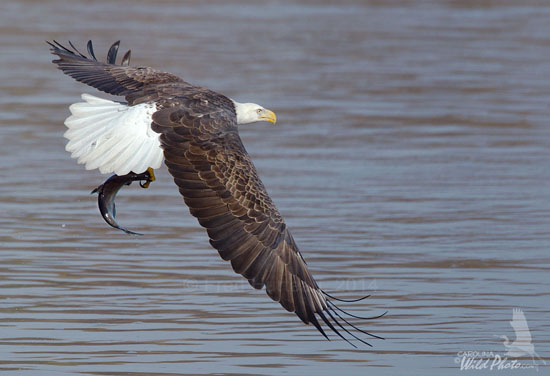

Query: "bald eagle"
left=48, top=40, right=381, bottom=347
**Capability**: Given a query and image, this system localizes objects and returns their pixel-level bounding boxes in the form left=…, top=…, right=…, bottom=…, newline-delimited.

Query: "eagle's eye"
left=256, top=109, right=262, bottom=114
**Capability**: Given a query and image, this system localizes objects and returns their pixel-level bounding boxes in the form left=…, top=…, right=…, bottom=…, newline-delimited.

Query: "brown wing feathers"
left=48, top=40, right=182, bottom=97
left=49, top=40, right=380, bottom=346
left=152, top=107, right=379, bottom=346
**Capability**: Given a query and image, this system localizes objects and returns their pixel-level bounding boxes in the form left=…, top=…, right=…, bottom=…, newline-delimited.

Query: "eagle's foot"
left=140, top=167, right=156, bottom=188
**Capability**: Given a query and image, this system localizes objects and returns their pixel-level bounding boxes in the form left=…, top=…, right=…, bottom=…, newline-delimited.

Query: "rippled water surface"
left=1, top=1, right=549, bottom=375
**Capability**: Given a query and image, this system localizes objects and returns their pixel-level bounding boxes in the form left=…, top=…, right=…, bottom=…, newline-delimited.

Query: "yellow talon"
left=141, top=167, right=156, bottom=188
left=147, top=167, right=156, bottom=182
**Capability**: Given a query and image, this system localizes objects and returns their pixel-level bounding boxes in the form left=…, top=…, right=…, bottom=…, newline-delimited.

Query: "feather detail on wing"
left=64, top=93, right=163, bottom=175
left=151, top=104, right=381, bottom=346
left=48, top=40, right=183, bottom=97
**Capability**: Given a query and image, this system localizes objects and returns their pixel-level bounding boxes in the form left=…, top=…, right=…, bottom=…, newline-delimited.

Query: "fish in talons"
left=91, top=168, right=155, bottom=235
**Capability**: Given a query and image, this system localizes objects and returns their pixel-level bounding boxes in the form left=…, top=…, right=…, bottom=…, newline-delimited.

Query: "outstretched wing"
left=48, top=40, right=183, bottom=97
left=151, top=104, right=376, bottom=346
left=510, top=308, right=532, bottom=343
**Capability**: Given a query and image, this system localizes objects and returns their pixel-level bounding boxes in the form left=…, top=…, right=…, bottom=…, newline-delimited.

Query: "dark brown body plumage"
left=48, top=40, right=380, bottom=346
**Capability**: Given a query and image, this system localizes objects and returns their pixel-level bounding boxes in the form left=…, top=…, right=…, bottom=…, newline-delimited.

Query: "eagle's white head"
left=232, top=100, right=277, bottom=125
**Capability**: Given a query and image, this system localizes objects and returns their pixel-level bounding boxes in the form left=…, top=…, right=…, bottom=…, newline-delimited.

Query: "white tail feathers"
left=64, top=94, right=163, bottom=175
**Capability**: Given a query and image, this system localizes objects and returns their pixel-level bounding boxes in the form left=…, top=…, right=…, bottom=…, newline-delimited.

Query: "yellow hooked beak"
left=260, top=109, right=277, bottom=124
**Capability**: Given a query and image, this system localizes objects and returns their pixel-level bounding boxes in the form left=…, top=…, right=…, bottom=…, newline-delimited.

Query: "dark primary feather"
left=121, top=50, right=132, bottom=66
left=49, top=40, right=381, bottom=346
left=106, top=40, right=119, bottom=64
left=86, top=40, right=98, bottom=61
